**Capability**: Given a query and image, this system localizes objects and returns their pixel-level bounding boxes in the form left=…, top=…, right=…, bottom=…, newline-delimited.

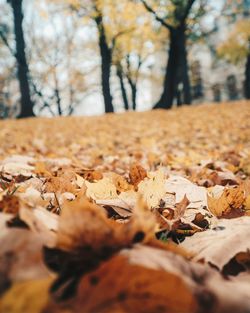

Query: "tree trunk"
left=9, top=0, right=34, bottom=118
left=154, top=25, right=191, bottom=109
left=244, top=50, right=250, bottom=99
left=95, top=13, right=114, bottom=113
left=131, top=85, right=137, bottom=111
left=117, top=65, right=129, bottom=111
left=128, top=79, right=137, bottom=111
left=55, top=88, right=62, bottom=115
left=181, top=36, right=192, bottom=105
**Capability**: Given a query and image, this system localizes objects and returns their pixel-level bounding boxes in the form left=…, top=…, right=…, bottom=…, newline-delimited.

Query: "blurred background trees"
left=0, top=0, right=249, bottom=118
left=218, top=19, right=250, bottom=99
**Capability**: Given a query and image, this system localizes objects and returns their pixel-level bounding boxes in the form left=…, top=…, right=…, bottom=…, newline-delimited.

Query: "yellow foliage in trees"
left=217, top=20, right=250, bottom=64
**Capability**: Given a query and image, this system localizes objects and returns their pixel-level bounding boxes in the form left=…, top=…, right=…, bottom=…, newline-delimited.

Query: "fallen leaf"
left=180, top=216, right=250, bottom=270
left=112, top=173, right=133, bottom=193
left=0, top=195, right=20, bottom=214
left=138, top=169, right=165, bottom=208
left=85, top=177, right=118, bottom=200
left=208, top=185, right=245, bottom=217
left=0, top=228, right=51, bottom=293
left=76, top=169, right=103, bottom=182
left=0, top=278, right=53, bottom=313
left=45, top=245, right=250, bottom=313
left=129, top=164, right=147, bottom=187
left=174, top=195, right=190, bottom=219
left=45, top=177, right=76, bottom=194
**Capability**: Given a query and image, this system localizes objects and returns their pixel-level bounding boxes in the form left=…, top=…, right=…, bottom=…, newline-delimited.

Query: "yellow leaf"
left=138, top=169, right=165, bottom=208
left=0, top=278, right=53, bottom=313
left=85, top=177, right=118, bottom=200
left=245, top=195, right=250, bottom=215
left=208, top=186, right=245, bottom=217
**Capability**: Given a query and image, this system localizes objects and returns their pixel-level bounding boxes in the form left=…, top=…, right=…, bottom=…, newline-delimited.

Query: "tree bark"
left=244, top=49, right=250, bottom=99
left=154, top=25, right=191, bottom=109
left=181, top=35, right=192, bottom=105
left=94, top=12, right=114, bottom=113
left=8, top=0, right=34, bottom=118
left=117, top=65, right=129, bottom=111
left=127, top=78, right=137, bottom=111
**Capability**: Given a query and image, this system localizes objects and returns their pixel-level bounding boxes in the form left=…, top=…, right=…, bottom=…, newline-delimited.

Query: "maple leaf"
left=207, top=185, right=245, bottom=217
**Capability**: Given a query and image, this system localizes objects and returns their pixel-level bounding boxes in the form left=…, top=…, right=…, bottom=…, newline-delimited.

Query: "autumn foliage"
left=0, top=101, right=250, bottom=312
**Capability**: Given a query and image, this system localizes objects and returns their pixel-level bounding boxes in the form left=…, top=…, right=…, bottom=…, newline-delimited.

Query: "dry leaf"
left=45, top=245, right=250, bottom=313
left=45, top=177, right=76, bottom=194
left=85, top=177, right=118, bottom=200
left=180, top=216, right=250, bottom=270
left=0, top=228, right=51, bottom=293
left=174, top=195, right=190, bottom=219
left=77, top=169, right=103, bottom=182
left=57, top=197, right=156, bottom=253
left=0, top=278, right=52, bottom=313
left=19, top=207, right=58, bottom=246
left=34, top=162, right=51, bottom=177
left=112, top=173, right=133, bottom=193
left=208, top=185, right=245, bottom=217
left=129, top=164, right=147, bottom=187
left=46, top=247, right=197, bottom=313
left=138, top=169, right=165, bottom=208
left=0, top=195, right=20, bottom=214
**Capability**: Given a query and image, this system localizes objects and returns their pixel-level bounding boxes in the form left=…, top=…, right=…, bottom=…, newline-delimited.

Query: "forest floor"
left=0, top=100, right=250, bottom=313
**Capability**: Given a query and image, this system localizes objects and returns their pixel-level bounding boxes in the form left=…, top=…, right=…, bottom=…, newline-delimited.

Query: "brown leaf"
left=45, top=177, right=76, bottom=194
left=47, top=247, right=198, bottom=313
left=77, top=169, right=103, bottom=182
left=129, top=164, right=147, bottom=188
left=174, top=195, right=190, bottom=219
left=56, top=197, right=156, bottom=254
left=112, top=173, right=133, bottom=193
left=208, top=185, right=245, bottom=217
left=208, top=171, right=238, bottom=186
left=45, top=245, right=250, bottom=313
left=34, top=162, right=52, bottom=177
left=0, top=195, right=20, bottom=214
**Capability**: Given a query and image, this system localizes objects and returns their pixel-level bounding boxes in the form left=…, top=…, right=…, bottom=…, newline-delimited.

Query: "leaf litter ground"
left=0, top=100, right=250, bottom=313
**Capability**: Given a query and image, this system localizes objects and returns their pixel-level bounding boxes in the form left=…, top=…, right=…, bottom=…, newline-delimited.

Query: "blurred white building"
left=189, top=0, right=250, bottom=103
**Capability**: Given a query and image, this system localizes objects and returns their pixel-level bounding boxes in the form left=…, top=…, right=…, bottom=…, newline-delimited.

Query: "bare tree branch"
left=140, top=0, right=173, bottom=30
left=111, top=27, right=136, bottom=49
left=0, top=28, right=15, bottom=57
left=30, top=81, right=55, bottom=116
left=181, top=0, right=196, bottom=22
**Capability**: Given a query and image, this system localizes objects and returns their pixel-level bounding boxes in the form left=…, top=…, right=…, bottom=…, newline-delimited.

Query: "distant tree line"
left=0, top=0, right=249, bottom=118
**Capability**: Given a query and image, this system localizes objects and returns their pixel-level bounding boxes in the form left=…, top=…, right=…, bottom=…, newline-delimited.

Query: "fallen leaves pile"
left=0, top=100, right=250, bottom=313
